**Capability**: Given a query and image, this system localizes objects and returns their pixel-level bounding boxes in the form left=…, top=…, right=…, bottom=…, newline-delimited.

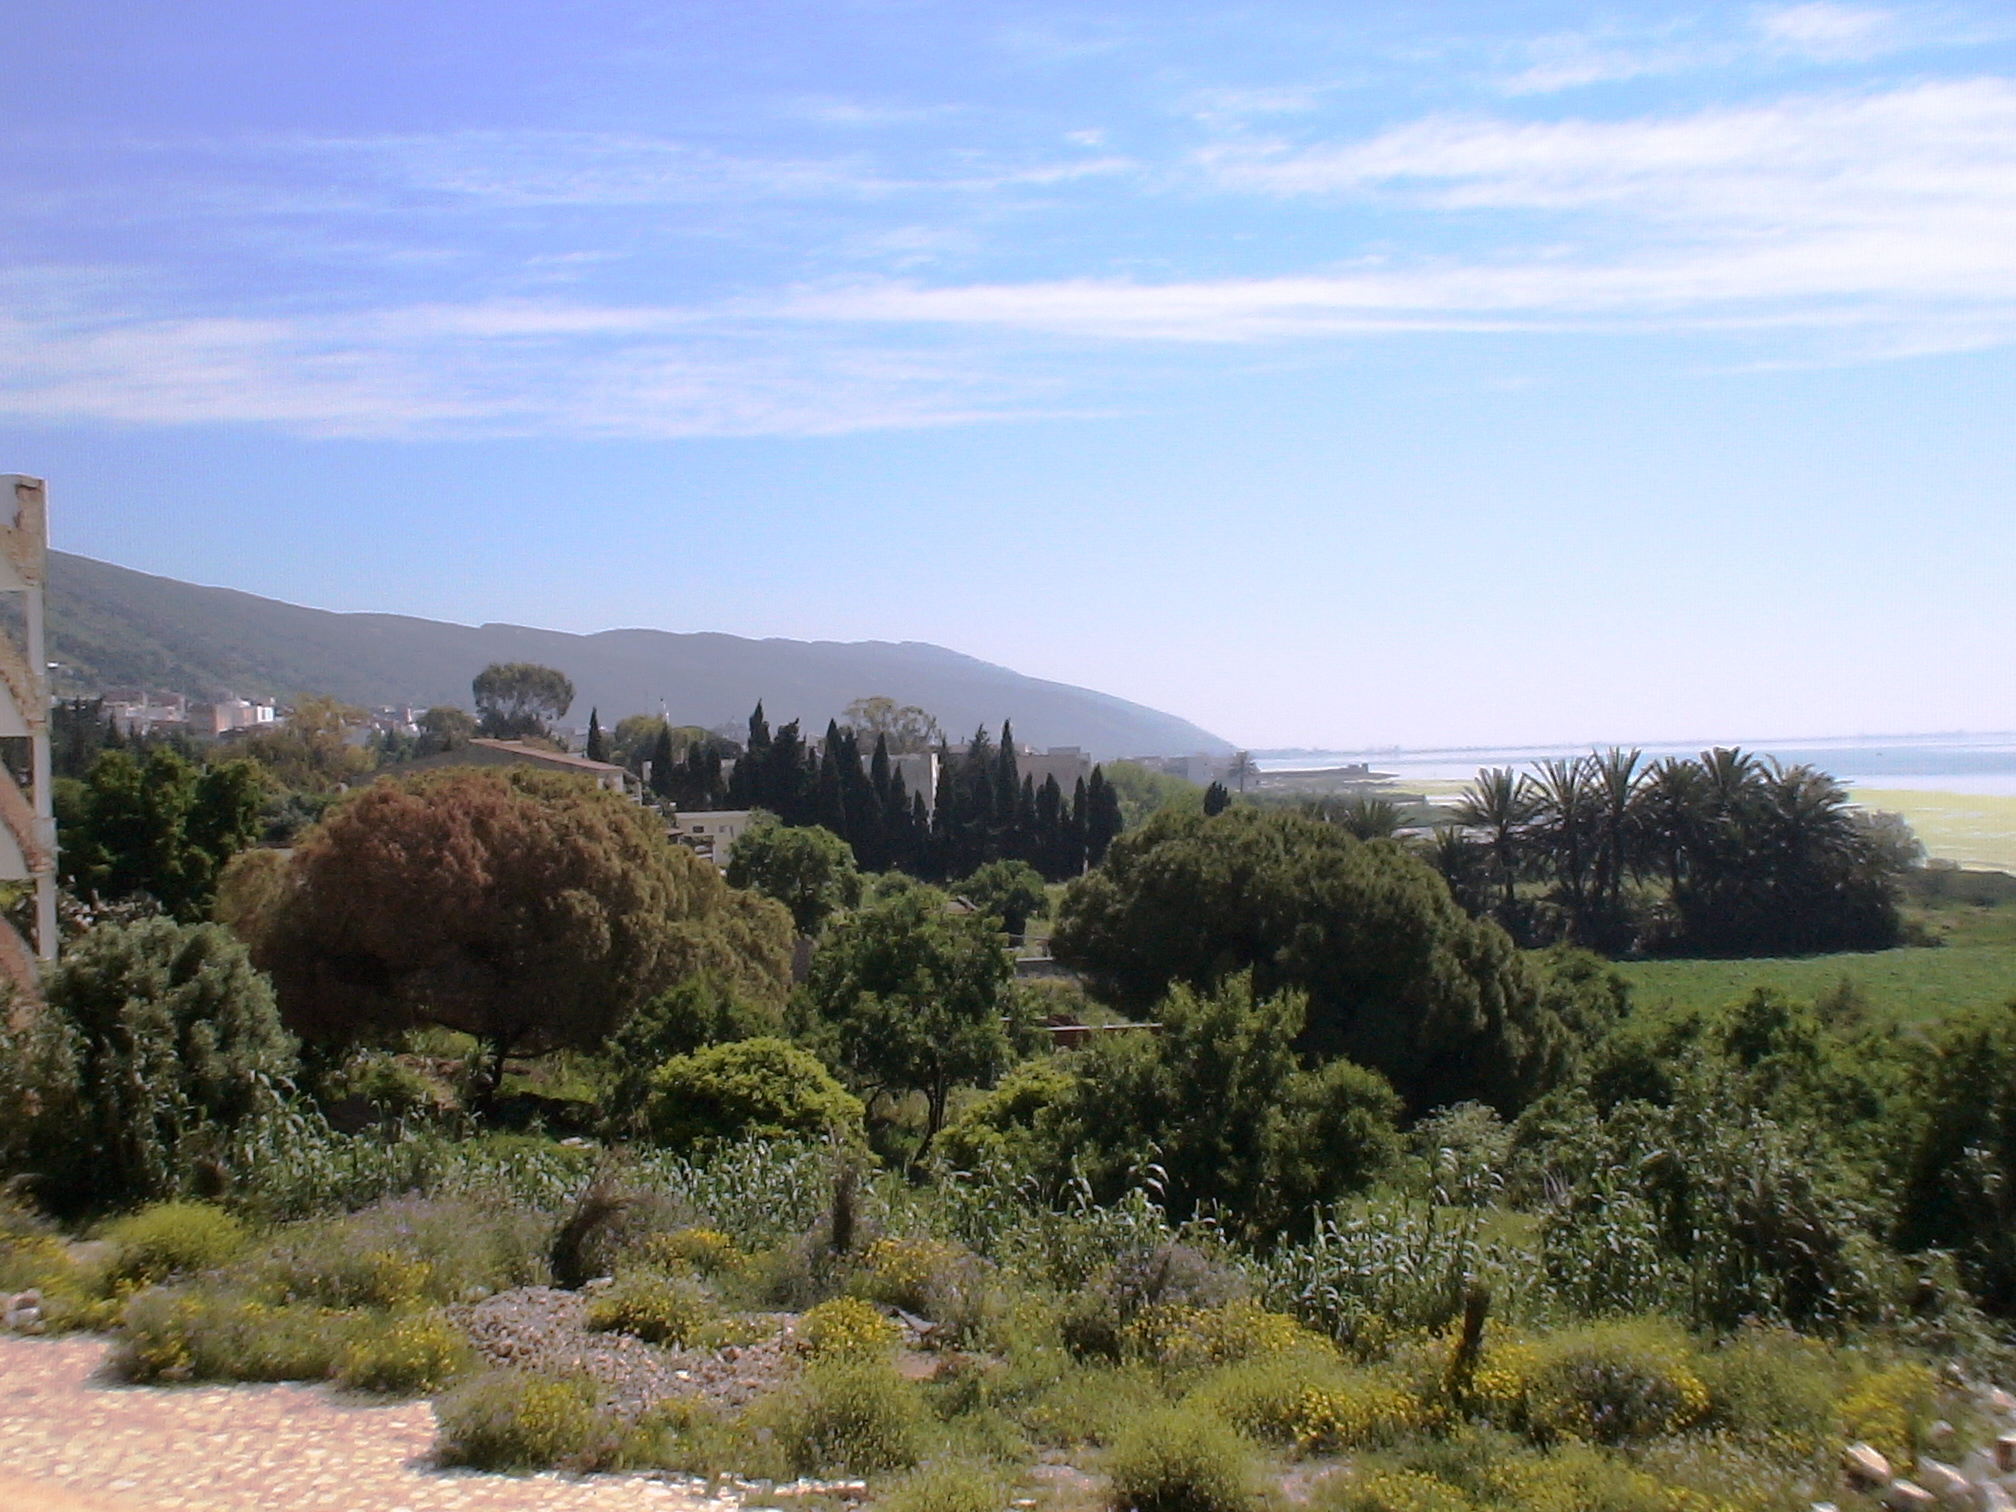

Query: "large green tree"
left=803, top=883, right=1013, bottom=1162
left=725, top=817, right=863, bottom=936
left=1051, top=806, right=1573, bottom=1114
left=56, top=748, right=264, bottom=920
left=240, top=768, right=792, bottom=1109
left=471, top=662, right=575, bottom=739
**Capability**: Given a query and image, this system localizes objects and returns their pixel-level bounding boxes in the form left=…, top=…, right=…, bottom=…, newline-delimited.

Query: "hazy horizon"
left=5, top=1, right=2013, bottom=749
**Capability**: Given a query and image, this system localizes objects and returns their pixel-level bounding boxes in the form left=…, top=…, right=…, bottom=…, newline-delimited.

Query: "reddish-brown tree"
left=237, top=767, right=792, bottom=1107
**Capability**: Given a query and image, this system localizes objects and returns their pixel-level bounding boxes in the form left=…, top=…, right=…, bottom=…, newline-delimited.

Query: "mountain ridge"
left=45, top=551, right=1230, bottom=760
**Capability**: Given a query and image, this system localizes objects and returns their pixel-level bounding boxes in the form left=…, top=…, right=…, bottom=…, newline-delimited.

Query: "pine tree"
left=584, top=708, right=608, bottom=763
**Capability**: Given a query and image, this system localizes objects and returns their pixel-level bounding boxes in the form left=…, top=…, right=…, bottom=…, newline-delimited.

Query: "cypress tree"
left=584, top=708, right=608, bottom=763
left=1035, top=773, right=1064, bottom=879
left=1086, top=765, right=1124, bottom=866
left=995, top=720, right=1021, bottom=822
left=1064, top=775, right=1089, bottom=876
left=1015, top=774, right=1038, bottom=864
left=729, top=703, right=771, bottom=808
left=765, top=719, right=808, bottom=823
left=649, top=723, right=676, bottom=802
left=816, top=721, right=848, bottom=835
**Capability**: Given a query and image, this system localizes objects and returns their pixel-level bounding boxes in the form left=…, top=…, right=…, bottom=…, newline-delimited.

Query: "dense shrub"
left=1103, top=1403, right=1255, bottom=1512
left=585, top=1271, right=715, bottom=1346
left=1195, top=1351, right=1424, bottom=1453
left=1893, top=1004, right=2016, bottom=1311
left=602, top=978, right=785, bottom=1132
left=878, top=1458, right=1012, bottom=1512
left=646, top=1038, right=864, bottom=1150
left=751, top=1359, right=928, bottom=1475
left=255, top=1196, right=549, bottom=1308
left=102, top=1201, right=250, bottom=1290
left=16, top=918, right=298, bottom=1208
left=1521, top=1321, right=1709, bottom=1446
left=334, top=1309, right=472, bottom=1394
left=800, top=1295, right=902, bottom=1360
left=117, top=1287, right=344, bottom=1383
left=434, top=1370, right=599, bottom=1470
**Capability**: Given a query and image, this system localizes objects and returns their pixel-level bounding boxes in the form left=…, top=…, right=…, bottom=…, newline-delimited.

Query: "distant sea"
left=1254, top=733, right=2016, bottom=798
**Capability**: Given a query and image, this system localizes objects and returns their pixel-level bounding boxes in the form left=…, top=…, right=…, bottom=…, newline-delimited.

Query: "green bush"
left=102, top=1201, right=250, bottom=1290
left=1314, top=1469, right=1476, bottom=1512
left=433, top=1370, right=599, bottom=1470
left=25, top=918, right=298, bottom=1209
left=645, top=1037, right=864, bottom=1150
left=1523, top=1322, right=1710, bottom=1446
left=800, top=1295, right=903, bottom=1361
left=1191, top=1351, right=1423, bottom=1453
left=117, top=1286, right=344, bottom=1383
left=1695, top=1327, right=1842, bottom=1449
left=1103, top=1404, right=1255, bottom=1512
left=255, top=1196, right=548, bottom=1308
left=585, top=1271, right=715, bottom=1346
left=1015, top=1364, right=1163, bottom=1449
left=752, top=1359, right=929, bottom=1475
left=334, top=1309, right=472, bottom=1394
left=879, top=1457, right=1013, bottom=1512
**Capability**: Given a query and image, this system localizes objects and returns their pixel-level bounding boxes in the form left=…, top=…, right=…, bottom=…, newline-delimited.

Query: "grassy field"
left=1853, top=788, right=2016, bottom=871
left=1617, top=941, right=2016, bottom=1025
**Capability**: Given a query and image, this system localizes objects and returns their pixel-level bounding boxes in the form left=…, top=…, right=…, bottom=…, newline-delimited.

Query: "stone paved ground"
left=0, top=1336, right=737, bottom=1512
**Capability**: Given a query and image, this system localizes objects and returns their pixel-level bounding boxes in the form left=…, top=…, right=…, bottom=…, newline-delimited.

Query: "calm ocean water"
left=1255, top=734, right=2016, bottom=798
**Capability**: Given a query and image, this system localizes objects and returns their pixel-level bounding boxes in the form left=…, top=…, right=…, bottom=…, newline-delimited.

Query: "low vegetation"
left=6, top=694, right=2016, bottom=1512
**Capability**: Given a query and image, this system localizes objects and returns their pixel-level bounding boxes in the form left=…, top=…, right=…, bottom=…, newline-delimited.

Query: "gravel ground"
left=447, top=1288, right=802, bottom=1418
left=0, top=1335, right=745, bottom=1512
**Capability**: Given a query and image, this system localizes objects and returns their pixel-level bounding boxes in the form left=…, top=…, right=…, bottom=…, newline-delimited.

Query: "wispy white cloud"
left=0, top=293, right=1082, bottom=439
left=1754, top=3, right=1901, bottom=59
left=8, top=73, right=2016, bottom=438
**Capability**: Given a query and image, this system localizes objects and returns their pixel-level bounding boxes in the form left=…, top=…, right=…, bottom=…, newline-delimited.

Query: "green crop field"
left=1853, top=788, right=2016, bottom=872
left=1616, top=942, right=2016, bottom=1025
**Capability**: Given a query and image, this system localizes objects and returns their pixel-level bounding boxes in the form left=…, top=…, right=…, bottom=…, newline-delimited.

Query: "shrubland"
left=4, top=757, right=2016, bottom=1512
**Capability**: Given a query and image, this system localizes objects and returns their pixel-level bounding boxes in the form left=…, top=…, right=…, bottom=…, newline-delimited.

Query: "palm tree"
left=1588, top=747, right=1644, bottom=928
left=1227, top=751, right=1257, bottom=793
left=1333, top=794, right=1402, bottom=840
left=1636, top=755, right=1708, bottom=898
left=1453, top=767, right=1535, bottom=917
left=1527, top=756, right=1599, bottom=941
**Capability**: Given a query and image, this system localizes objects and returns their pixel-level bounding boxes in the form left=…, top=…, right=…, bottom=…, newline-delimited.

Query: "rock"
left=4, top=1290, right=43, bottom=1333
left=1882, top=1481, right=1936, bottom=1512
left=1846, top=1445, right=1895, bottom=1488
left=1982, top=1483, right=2015, bottom=1512
left=1999, top=1436, right=2016, bottom=1475
left=1988, top=1388, right=2016, bottom=1418
left=1929, top=1422, right=1957, bottom=1448
left=1913, top=1459, right=1971, bottom=1508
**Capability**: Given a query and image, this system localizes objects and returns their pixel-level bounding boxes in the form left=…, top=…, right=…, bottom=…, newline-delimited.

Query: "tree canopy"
left=55, top=747, right=264, bottom=920
left=472, top=662, right=575, bottom=739
left=802, top=882, right=1013, bottom=1161
left=724, top=817, right=863, bottom=936
left=240, top=767, right=792, bottom=1104
left=1051, top=806, right=1580, bottom=1114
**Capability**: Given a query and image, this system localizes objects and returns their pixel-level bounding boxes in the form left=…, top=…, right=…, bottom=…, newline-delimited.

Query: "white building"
left=674, top=809, right=757, bottom=866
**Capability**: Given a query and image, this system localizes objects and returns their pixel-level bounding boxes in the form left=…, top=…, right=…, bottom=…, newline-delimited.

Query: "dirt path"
left=0, top=1336, right=737, bottom=1512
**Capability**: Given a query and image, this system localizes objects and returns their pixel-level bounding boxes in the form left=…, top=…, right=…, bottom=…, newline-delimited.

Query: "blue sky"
left=3, top=0, right=2013, bottom=749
